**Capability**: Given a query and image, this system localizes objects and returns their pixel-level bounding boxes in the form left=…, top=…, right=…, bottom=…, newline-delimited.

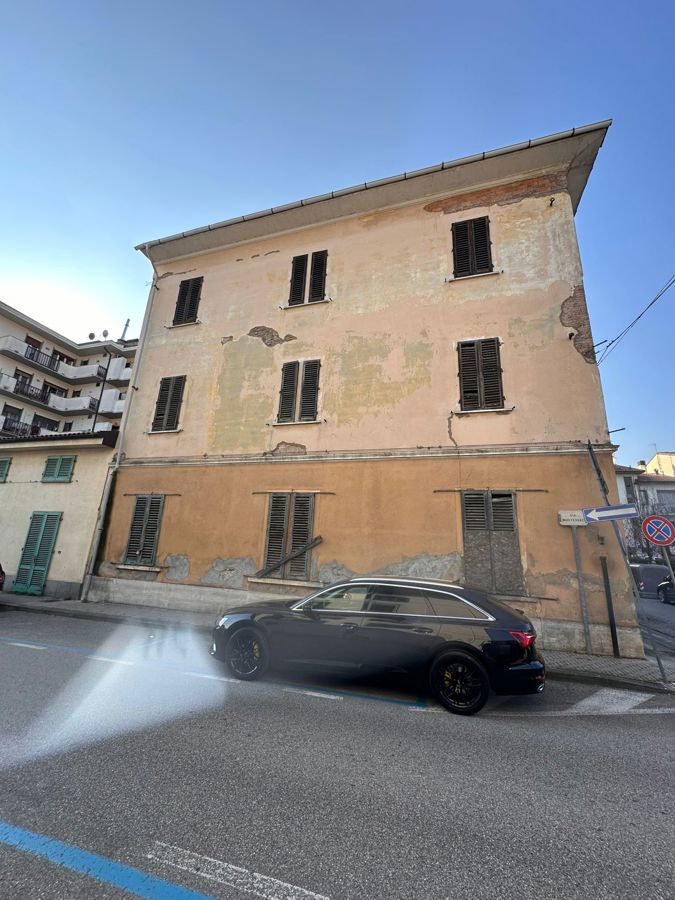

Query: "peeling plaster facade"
left=98, top=122, right=643, bottom=656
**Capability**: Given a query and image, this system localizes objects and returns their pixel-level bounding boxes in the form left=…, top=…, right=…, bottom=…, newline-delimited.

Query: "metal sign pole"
left=571, top=525, right=592, bottom=653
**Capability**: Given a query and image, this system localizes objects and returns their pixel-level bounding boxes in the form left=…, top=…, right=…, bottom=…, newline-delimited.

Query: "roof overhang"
left=138, top=120, right=611, bottom=265
left=0, top=431, right=118, bottom=451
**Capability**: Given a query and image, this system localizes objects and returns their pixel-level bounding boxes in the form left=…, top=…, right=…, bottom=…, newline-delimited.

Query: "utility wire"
left=597, top=273, right=675, bottom=364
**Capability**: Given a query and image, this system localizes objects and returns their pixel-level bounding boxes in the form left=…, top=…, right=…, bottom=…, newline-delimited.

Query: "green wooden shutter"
left=42, top=455, right=76, bottom=482
left=278, top=362, right=299, bottom=422
left=152, top=376, right=186, bottom=431
left=0, top=458, right=11, bottom=482
left=264, top=494, right=290, bottom=574
left=13, top=512, right=62, bottom=595
left=42, top=457, right=60, bottom=481
left=287, top=494, right=314, bottom=578
left=124, top=495, right=164, bottom=565
left=308, top=250, right=328, bottom=302
left=299, top=360, right=321, bottom=421
left=289, top=255, right=308, bottom=306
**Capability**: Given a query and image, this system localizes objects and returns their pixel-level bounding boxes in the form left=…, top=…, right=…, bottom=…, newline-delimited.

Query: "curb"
left=2, top=598, right=673, bottom=695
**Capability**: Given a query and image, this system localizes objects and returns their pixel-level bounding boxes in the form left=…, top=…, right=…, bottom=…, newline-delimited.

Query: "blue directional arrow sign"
left=582, top=503, right=639, bottom=523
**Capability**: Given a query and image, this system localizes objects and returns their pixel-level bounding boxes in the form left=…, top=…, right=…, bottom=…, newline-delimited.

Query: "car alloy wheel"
left=225, top=627, right=268, bottom=680
left=429, top=651, right=490, bottom=716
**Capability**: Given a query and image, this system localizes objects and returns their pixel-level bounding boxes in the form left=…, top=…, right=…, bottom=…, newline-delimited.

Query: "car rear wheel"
left=224, top=627, right=269, bottom=680
left=429, top=651, right=490, bottom=716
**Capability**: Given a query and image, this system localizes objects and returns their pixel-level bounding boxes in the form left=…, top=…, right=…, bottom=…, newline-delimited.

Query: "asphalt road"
left=638, top=593, right=675, bottom=659
left=0, top=610, right=673, bottom=900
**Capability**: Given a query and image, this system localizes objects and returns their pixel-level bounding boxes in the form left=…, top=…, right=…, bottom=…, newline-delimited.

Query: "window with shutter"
left=173, top=277, right=203, bottom=325
left=461, top=490, right=523, bottom=594
left=457, top=338, right=504, bottom=410
left=289, top=256, right=308, bottom=306
left=462, top=492, right=488, bottom=530
left=42, top=455, right=76, bottom=483
left=452, top=217, right=493, bottom=278
left=287, top=250, right=328, bottom=305
left=277, top=360, right=321, bottom=422
left=151, top=376, right=186, bottom=431
left=308, top=251, right=328, bottom=302
left=263, top=493, right=315, bottom=579
left=0, top=458, right=11, bottom=483
left=124, top=495, right=165, bottom=565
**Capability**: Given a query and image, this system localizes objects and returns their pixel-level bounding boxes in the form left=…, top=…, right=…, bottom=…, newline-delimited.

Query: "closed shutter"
left=299, top=360, right=321, bottom=421
left=479, top=338, right=504, bottom=409
left=42, top=457, right=59, bottom=481
left=452, top=217, right=492, bottom=277
left=13, top=512, right=62, bottom=595
left=287, top=494, right=314, bottom=578
left=458, top=342, right=481, bottom=411
left=173, top=277, right=203, bottom=325
left=151, top=376, right=186, bottom=431
left=0, top=458, right=11, bottom=482
left=308, top=250, right=328, bottom=302
left=264, top=493, right=290, bottom=572
left=42, top=456, right=75, bottom=482
left=491, top=492, right=516, bottom=531
left=278, top=362, right=299, bottom=422
left=462, top=492, right=488, bottom=530
left=289, top=255, right=308, bottom=306
left=124, top=495, right=164, bottom=566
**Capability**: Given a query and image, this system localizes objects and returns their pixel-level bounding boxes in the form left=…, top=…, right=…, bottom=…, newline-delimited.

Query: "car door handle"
left=413, top=627, right=434, bottom=634
left=340, top=623, right=357, bottom=631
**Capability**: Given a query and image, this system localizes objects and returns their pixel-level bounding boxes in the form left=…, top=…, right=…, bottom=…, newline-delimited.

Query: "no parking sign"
left=641, top=515, right=675, bottom=546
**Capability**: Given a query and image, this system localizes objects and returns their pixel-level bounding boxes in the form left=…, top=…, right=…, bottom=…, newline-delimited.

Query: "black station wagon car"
left=211, top=577, right=546, bottom=715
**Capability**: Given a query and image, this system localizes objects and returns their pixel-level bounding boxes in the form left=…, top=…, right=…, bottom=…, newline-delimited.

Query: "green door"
left=13, top=512, right=62, bottom=595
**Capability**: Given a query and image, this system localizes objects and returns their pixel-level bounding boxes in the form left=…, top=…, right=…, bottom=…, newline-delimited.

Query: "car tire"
left=429, top=650, right=490, bottom=716
left=224, top=627, right=269, bottom=681
left=658, top=589, right=667, bottom=604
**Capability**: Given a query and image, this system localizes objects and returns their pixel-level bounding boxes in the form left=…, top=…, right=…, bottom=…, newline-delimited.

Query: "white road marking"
left=148, top=841, right=330, bottom=900
left=283, top=687, right=343, bottom=700
left=185, top=671, right=237, bottom=683
left=564, top=688, right=654, bottom=715
left=7, top=641, right=47, bottom=650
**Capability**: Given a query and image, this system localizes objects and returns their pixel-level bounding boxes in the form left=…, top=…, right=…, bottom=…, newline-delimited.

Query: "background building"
left=0, top=300, right=136, bottom=438
left=644, top=451, right=675, bottom=478
left=616, top=462, right=675, bottom=562
left=92, top=121, right=643, bottom=656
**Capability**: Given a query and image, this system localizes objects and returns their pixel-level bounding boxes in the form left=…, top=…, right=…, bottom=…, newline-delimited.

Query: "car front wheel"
left=429, top=651, right=490, bottom=716
left=224, top=627, right=269, bottom=681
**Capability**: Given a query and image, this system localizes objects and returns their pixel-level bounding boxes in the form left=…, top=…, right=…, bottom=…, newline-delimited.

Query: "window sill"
left=116, top=564, right=161, bottom=573
left=446, top=270, right=501, bottom=283
left=454, top=406, right=515, bottom=417
left=164, top=320, right=201, bottom=329
left=42, top=479, right=73, bottom=484
left=147, top=428, right=183, bottom=434
left=272, top=419, right=322, bottom=426
left=281, top=299, right=331, bottom=309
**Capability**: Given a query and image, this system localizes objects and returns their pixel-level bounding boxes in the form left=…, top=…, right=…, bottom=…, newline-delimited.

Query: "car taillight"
left=510, top=630, right=535, bottom=649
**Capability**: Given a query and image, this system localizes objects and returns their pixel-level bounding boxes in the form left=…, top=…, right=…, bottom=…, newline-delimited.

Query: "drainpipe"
left=80, top=263, right=160, bottom=602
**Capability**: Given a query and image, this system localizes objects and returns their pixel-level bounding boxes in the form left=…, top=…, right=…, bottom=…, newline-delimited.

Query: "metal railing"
left=24, top=345, right=61, bottom=372
left=14, top=379, right=50, bottom=405
left=1, top=418, right=38, bottom=437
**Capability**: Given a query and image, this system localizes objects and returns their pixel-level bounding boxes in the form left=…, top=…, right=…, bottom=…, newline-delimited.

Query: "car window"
left=310, top=586, right=368, bottom=612
left=364, top=586, right=432, bottom=616
left=425, top=591, right=486, bottom=619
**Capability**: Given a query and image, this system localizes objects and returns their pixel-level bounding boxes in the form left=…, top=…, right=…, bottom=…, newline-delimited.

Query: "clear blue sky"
left=1, top=0, right=673, bottom=466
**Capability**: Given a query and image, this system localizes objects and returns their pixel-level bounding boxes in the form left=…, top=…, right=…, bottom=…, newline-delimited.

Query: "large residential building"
left=0, top=300, right=136, bottom=438
left=0, top=302, right=136, bottom=597
left=92, top=120, right=643, bottom=656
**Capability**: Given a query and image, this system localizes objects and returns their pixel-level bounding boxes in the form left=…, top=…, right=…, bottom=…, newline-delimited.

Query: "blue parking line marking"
left=0, top=820, right=212, bottom=899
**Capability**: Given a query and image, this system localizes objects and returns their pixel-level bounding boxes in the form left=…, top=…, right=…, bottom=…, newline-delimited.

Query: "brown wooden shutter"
left=458, top=342, right=481, bottom=411
left=278, top=361, right=299, bottom=422
left=471, top=217, right=492, bottom=273
left=462, top=492, right=488, bottom=530
left=452, top=221, right=471, bottom=277
left=289, top=255, right=308, bottom=305
left=152, top=376, right=186, bottom=431
left=173, top=277, right=203, bottom=325
left=287, top=494, right=314, bottom=578
left=490, top=492, right=516, bottom=531
left=264, top=494, right=290, bottom=571
left=299, top=360, right=320, bottom=421
left=308, top=250, right=328, bottom=302
left=479, top=338, right=504, bottom=409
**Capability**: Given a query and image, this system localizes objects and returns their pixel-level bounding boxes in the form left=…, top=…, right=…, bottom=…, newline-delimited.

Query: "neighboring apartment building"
left=0, top=302, right=136, bottom=597
left=93, top=120, right=643, bottom=656
left=616, top=462, right=675, bottom=561
left=644, top=451, right=675, bottom=478
left=0, top=300, right=136, bottom=438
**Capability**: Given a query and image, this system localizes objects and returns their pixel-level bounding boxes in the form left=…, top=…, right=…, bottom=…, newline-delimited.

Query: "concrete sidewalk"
left=1, top=593, right=673, bottom=694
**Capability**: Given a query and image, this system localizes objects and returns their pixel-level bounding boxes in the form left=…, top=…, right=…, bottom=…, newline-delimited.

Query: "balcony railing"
left=14, top=379, right=51, bottom=405
left=24, top=345, right=61, bottom=372
left=0, top=418, right=53, bottom=438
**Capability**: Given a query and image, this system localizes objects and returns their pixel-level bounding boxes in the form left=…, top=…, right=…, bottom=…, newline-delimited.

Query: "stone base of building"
left=88, top=576, right=645, bottom=659
left=4, top=577, right=82, bottom=601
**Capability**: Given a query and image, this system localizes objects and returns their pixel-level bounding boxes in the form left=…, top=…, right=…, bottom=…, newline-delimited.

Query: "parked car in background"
left=630, top=563, right=671, bottom=599
left=657, top=576, right=674, bottom=604
left=211, top=577, right=546, bottom=715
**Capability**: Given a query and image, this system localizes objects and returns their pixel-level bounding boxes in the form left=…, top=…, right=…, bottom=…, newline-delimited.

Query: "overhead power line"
left=597, top=272, right=675, bottom=364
